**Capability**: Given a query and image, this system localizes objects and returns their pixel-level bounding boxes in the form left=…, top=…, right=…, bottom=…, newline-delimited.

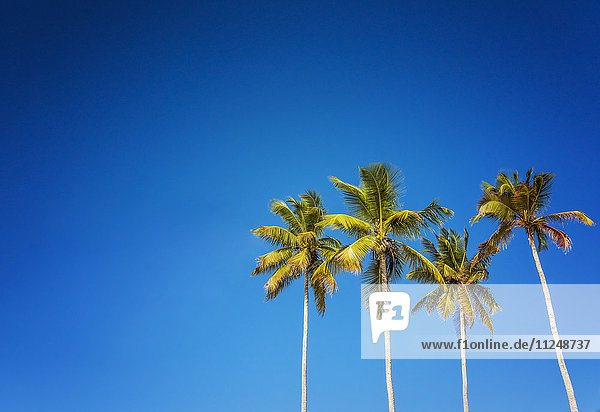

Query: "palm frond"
left=411, top=286, right=444, bottom=315
left=539, top=224, right=572, bottom=252
left=334, top=235, right=378, bottom=274
left=320, top=214, right=372, bottom=238
left=437, top=286, right=457, bottom=320
left=251, top=225, right=298, bottom=247
left=530, top=171, right=554, bottom=213
left=311, top=274, right=328, bottom=316
left=455, top=285, right=475, bottom=328
left=329, top=176, right=371, bottom=220
left=385, top=210, right=424, bottom=239
left=420, top=238, right=440, bottom=261
left=477, top=221, right=515, bottom=256
left=442, top=264, right=459, bottom=281
left=300, top=189, right=324, bottom=210
left=534, top=227, right=549, bottom=252
left=286, top=248, right=312, bottom=271
left=541, top=211, right=594, bottom=226
left=270, top=200, right=303, bottom=233
left=251, top=247, right=294, bottom=276
left=264, top=263, right=301, bottom=300
left=471, top=285, right=501, bottom=334
left=405, top=267, right=435, bottom=283
left=318, top=237, right=342, bottom=249
left=472, top=200, right=517, bottom=223
left=311, top=263, right=338, bottom=295
left=361, top=257, right=383, bottom=285
left=359, top=163, right=402, bottom=222
left=418, top=199, right=454, bottom=228
left=397, top=242, right=445, bottom=284
left=471, top=284, right=501, bottom=316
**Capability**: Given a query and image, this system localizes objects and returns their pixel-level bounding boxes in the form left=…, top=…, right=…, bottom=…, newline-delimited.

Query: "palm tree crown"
left=471, top=168, right=594, bottom=254
left=317, top=163, right=453, bottom=286
left=408, top=228, right=500, bottom=333
left=251, top=190, right=341, bottom=314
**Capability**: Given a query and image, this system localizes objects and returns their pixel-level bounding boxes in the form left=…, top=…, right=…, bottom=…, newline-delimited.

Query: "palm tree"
left=251, top=190, right=342, bottom=412
left=317, top=163, right=453, bottom=412
left=408, top=228, right=500, bottom=412
left=471, top=168, right=594, bottom=412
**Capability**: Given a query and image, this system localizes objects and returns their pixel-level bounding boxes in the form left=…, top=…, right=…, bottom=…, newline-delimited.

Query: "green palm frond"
left=496, top=171, right=517, bottom=195
left=287, top=248, right=312, bottom=271
left=334, top=235, right=378, bottom=274
left=420, top=238, right=440, bottom=261
left=529, top=171, right=554, bottom=213
left=251, top=225, right=298, bottom=247
left=311, top=273, right=328, bottom=316
left=442, top=264, right=459, bottom=280
left=270, top=200, right=304, bottom=233
left=405, top=267, right=434, bottom=283
left=265, top=263, right=300, bottom=300
left=319, top=214, right=372, bottom=238
left=472, top=200, right=517, bottom=223
left=328, top=177, right=371, bottom=220
left=384, top=209, right=422, bottom=228
left=418, top=199, right=454, bottom=228
left=251, top=247, right=295, bottom=276
left=362, top=257, right=383, bottom=286
left=398, top=242, right=445, bottom=284
left=318, top=237, right=342, bottom=249
left=311, top=263, right=338, bottom=295
left=359, top=163, right=402, bottom=222
left=385, top=210, right=424, bottom=239
left=300, top=189, right=325, bottom=210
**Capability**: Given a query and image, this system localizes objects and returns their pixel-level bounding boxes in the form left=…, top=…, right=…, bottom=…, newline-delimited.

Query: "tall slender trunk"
left=459, top=308, right=469, bottom=412
left=379, top=252, right=396, bottom=412
left=301, top=271, right=308, bottom=412
left=528, top=234, right=578, bottom=412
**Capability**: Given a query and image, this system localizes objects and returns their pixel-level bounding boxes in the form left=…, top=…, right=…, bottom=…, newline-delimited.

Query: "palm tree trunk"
left=379, top=253, right=396, bottom=412
left=528, top=234, right=578, bottom=412
left=459, top=309, right=469, bottom=412
left=301, top=271, right=308, bottom=412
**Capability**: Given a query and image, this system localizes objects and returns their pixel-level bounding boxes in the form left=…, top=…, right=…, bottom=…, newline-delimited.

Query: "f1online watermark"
left=420, top=337, right=597, bottom=351
left=361, top=284, right=600, bottom=359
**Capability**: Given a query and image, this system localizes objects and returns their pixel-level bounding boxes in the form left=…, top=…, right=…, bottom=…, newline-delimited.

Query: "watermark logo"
left=368, top=291, right=411, bottom=343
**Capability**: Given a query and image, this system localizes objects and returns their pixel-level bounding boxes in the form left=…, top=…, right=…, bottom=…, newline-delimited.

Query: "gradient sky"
left=2, top=1, right=599, bottom=411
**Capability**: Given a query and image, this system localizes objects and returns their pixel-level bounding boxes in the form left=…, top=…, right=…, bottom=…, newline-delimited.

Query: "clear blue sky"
left=1, top=1, right=599, bottom=411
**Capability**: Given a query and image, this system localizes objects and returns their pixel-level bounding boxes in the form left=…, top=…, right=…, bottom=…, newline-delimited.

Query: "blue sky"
left=1, top=1, right=599, bottom=411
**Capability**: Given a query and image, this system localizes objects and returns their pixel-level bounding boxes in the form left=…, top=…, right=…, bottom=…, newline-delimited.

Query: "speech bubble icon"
left=369, top=291, right=411, bottom=343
